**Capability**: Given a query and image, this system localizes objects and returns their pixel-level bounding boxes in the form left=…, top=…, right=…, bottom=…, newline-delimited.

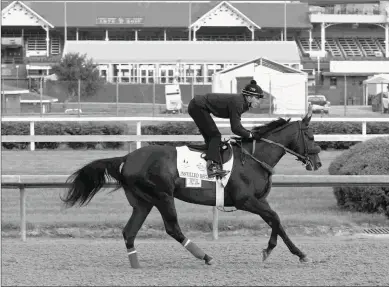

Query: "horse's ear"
left=302, top=105, right=313, bottom=125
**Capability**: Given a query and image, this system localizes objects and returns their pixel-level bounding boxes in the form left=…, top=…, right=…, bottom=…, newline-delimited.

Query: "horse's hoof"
left=204, top=255, right=214, bottom=265
left=299, top=256, right=312, bottom=263
left=262, top=249, right=270, bottom=262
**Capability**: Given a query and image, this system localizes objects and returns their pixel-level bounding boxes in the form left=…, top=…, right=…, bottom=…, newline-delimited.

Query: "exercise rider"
left=188, top=80, right=264, bottom=178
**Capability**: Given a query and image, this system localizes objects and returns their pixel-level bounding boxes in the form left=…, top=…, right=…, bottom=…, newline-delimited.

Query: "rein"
left=233, top=121, right=313, bottom=173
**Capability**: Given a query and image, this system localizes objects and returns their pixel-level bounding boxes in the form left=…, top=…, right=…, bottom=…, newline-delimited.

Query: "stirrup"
left=207, top=167, right=228, bottom=178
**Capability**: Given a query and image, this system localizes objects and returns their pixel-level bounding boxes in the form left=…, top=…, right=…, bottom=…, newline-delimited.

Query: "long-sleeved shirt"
left=192, top=93, right=251, bottom=138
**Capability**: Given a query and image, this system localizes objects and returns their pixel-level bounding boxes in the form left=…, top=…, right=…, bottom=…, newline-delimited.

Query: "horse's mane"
left=250, top=117, right=291, bottom=140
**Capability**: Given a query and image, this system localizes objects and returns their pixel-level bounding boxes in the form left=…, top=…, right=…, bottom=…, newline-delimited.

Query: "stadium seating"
left=297, top=36, right=386, bottom=58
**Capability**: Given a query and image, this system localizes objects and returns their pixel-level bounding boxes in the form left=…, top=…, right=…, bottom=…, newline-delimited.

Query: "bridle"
left=233, top=121, right=314, bottom=174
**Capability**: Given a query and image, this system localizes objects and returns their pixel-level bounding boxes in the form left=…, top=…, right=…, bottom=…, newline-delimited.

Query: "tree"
left=51, top=52, right=104, bottom=109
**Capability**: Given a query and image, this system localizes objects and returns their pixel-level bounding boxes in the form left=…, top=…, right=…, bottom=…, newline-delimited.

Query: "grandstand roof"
left=63, top=41, right=301, bottom=64
left=2, top=1, right=311, bottom=29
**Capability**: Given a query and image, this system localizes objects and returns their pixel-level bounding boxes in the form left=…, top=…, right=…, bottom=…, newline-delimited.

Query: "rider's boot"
left=206, top=160, right=227, bottom=178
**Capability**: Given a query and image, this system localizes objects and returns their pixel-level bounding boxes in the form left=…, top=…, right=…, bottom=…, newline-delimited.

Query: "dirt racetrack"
left=2, top=235, right=389, bottom=286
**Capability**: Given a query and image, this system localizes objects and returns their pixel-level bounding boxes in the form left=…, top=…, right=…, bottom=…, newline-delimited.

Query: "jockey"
left=188, top=80, right=264, bottom=178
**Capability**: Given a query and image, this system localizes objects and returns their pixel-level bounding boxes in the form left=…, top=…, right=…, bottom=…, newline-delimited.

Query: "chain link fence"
left=1, top=76, right=389, bottom=117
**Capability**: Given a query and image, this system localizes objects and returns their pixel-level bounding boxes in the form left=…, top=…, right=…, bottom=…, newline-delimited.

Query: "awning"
left=1, top=85, right=30, bottom=95
left=20, top=92, right=58, bottom=103
left=363, top=74, right=389, bottom=84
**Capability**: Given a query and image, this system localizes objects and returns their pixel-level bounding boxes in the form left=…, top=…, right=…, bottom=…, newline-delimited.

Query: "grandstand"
left=1, top=0, right=389, bottom=105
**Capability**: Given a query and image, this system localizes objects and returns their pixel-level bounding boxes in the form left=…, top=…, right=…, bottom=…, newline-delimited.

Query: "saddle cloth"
left=176, top=145, right=234, bottom=186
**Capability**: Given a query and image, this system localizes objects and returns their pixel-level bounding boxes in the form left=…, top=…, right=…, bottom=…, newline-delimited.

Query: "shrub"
left=141, top=121, right=389, bottom=150
left=141, top=122, right=200, bottom=147
left=1, top=122, right=30, bottom=150
left=1, top=122, right=126, bottom=150
left=328, top=136, right=389, bottom=219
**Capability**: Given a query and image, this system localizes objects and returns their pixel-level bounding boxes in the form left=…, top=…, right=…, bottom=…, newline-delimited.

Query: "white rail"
left=3, top=174, right=389, bottom=242
left=2, top=117, right=389, bottom=151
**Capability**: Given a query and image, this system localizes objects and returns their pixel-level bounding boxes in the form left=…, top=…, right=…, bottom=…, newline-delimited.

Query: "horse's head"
left=293, top=108, right=322, bottom=171
left=249, top=107, right=322, bottom=171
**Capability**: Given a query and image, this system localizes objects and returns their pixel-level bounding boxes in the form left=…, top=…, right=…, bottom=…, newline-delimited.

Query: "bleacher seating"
left=296, top=36, right=386, bottom=58
left=319, top=38, right=343, bottom=57
left=337, top=37, right=363, bottom=57
left=298, top=37, right=320, bottom=53
left=356, top=37, right=383, bottom=57
left=376, top=38, right=386, bottom=52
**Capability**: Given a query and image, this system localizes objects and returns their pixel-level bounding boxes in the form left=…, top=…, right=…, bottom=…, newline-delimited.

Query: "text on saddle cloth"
left=176, top=145, right=234, bottom=187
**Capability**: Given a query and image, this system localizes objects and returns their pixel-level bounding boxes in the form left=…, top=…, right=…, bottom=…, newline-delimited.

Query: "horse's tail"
left=60, top=156, right=126, bottom=208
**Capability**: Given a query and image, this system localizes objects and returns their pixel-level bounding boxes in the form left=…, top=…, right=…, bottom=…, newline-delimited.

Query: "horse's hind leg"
left=122, top=187, right=153, bottom=268
left=155, top=193, right=214, bottom=266
left=239, top=197, right=310, bottom=263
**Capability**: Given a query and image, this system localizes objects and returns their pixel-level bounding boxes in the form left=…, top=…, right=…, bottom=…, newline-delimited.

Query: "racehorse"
left=61, top=109, right=322, bottom=268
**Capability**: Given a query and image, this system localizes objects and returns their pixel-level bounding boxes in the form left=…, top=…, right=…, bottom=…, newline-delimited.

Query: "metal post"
left=363, top=83, right=366, bottom=106
left=212, top=206, right=218, bottom=240
left=40, top=78, right=43, bottom=117
left=305, top=79, right=309, bottom=113
left=191, top=73, right=195, bottom=99
left=321, top=22, right=326, bottom=53
left=284, top=1, right=287, bottom=41
left=362, top=121, right=367, bottom=136
left=20, top=187, right=26, bottom=241
left=78, top=79, right=81, bottom=117
left=268, top=77, right=272, bottom=116
left=16, top=65, right=19, bottom=87
left=344, top=75, right=347, bottom=116
left=385, top=23, right=389, bottom=58
left=116, top=80, right=119, bottom=116
left=152, top=81, right=156, bottom=117
left=188, top=1, right=192, bottom=41
left=64, top=1, right=67, bottom=44
left=1, top=78, right=4, bottom=114
left=30, top=121, right=35, bottom=151
left=381, top=82, right=384, bottom=114
left=136, top=121, right=141, bottom=149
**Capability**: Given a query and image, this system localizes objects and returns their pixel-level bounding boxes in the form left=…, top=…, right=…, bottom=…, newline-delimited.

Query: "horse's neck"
left=251, top=138, right=288, bottom=168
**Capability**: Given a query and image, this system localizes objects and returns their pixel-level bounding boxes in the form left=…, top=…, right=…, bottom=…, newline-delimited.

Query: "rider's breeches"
left=188, top=100, right=221, bottom=163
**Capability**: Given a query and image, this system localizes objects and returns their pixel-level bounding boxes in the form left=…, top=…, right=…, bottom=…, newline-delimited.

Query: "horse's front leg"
left=238, top=197, right=311, bottom=263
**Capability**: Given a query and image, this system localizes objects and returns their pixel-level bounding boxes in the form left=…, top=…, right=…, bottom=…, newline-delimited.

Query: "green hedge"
left=141, top=122, right=200, bottom=147
left=1, top=122, right=126, bottom=150
left=328, top=137, right=389, bottom=219
left=142, top=121, right=389, bottom=150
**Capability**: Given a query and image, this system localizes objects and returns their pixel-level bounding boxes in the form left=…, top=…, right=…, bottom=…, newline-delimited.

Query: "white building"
left=212, top=57, right=308, bottom=115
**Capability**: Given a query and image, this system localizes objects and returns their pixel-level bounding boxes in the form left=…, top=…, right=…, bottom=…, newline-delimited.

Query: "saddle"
left=187, top=140, right=233, bottom=165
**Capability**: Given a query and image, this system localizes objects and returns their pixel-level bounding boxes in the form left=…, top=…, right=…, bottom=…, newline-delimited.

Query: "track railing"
left=3, top=174, right=389, bottom=242
left=2, top=117, right=389, bottom=151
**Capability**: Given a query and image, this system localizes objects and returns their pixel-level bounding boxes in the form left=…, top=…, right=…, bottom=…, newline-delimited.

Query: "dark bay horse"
left=61, top=110, right=322, bottom=268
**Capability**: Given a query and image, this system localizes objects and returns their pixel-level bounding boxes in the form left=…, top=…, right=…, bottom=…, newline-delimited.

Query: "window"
left=185, top=64, right=204, bottom=84
left=140, top=69, right=147, bottom=83
left=159, top=64, right=175, bottom=84
left=330, top=77, right=337, bottom=87
left=139, top=64, right=155, bottom=84
left=206, top=64, right=224, bottom=83
left=160, top=69, right=167, bottom=84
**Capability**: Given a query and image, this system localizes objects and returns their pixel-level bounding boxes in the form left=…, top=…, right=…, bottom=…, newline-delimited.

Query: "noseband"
left=234, top=121, right=314, bottom=173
